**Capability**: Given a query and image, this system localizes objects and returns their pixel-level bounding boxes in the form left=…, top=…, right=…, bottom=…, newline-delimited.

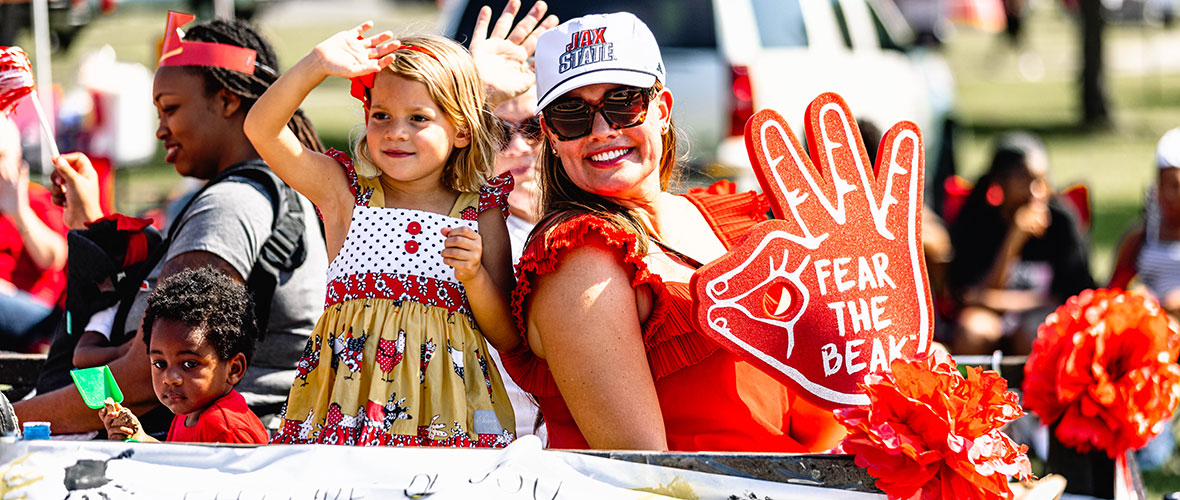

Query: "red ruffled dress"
left=504, top=184, right=846, bottom=451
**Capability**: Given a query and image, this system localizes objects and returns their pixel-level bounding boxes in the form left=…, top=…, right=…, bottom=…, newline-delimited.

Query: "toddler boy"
left=100, top=267, right=267, bottom=444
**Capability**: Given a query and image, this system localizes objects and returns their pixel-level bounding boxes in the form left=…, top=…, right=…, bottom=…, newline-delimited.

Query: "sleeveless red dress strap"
left=474, top=172, right=513, bottom=221
left=325, top=148, right=374, bottom=207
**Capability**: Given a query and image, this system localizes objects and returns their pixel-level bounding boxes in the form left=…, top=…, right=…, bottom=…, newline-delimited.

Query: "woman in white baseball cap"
left=500, top=12, right=846, bottom=452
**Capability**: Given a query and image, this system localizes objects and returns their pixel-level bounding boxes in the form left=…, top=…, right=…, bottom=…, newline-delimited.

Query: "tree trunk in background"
left=1080, top=0, right=1112, bottom=128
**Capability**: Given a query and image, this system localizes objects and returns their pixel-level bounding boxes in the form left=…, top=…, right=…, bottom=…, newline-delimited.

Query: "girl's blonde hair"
left=351, top=34, right=500, bottom=194
left=534, top=82, right=682, bottom=254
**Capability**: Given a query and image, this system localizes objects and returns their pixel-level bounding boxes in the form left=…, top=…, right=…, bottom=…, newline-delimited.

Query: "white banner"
left=0, top=436, right=883, bottom=500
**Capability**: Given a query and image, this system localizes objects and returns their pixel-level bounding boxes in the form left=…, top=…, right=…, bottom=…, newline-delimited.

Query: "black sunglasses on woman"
left=541, top=86, right=654, bottom=141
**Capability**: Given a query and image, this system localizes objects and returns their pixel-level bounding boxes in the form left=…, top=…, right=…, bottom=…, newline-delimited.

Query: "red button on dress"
left=405, top=222, right=422, bottom=253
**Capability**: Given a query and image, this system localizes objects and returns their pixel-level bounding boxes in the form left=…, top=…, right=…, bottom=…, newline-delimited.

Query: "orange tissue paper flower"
left=835, top=351, right=1032, bottom=500
left=1023, top=288, right=1180, bottom=458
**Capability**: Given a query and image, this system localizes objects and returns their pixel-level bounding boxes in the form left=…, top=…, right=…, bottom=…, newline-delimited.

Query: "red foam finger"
left=692, top=92, right=932, bottom=410
left=804, top=94, right=879, bottom=227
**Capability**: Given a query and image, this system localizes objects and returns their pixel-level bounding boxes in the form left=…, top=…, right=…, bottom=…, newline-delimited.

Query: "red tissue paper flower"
left=1023, top=288, right=1180, bottom=458
left=835, top=350, right=1032, bottom=500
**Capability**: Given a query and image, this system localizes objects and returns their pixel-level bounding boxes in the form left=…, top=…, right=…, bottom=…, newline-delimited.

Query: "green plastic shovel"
left=70, top=366, right=124, bottom=409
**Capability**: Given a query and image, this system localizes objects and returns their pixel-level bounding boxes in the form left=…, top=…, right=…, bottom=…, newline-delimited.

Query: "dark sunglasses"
left=496, top=116, right=542, bottom=150
left=542, top=86, right=655, bottom=141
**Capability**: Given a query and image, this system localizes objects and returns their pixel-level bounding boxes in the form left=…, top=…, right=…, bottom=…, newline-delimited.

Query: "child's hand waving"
left=310, top=21, right=398, bottom=79
left=471, top=1, right=559, bottom=107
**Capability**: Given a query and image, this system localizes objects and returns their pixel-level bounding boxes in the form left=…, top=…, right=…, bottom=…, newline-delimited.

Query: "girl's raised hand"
left=471, top=0, right=559, bottom=106
left=310, top=22, right=398, bottom=79
left=441, top=226, right=485, bottom=284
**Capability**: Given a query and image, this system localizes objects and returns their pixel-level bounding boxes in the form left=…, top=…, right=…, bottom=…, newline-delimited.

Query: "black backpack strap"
left=111, top=161, right=306, bottom=341
left=224, top=166, right=307, bottom=337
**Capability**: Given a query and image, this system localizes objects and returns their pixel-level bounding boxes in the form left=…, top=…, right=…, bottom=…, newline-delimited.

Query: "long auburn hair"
left=533, top=81, right=681, bottom=253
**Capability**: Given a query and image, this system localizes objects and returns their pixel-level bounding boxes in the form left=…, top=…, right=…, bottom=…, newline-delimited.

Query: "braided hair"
left=181, top=19, right=324, bottom=153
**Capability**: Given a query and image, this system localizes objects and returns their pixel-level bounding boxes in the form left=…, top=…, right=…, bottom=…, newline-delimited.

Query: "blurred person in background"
left=495, top=87, right=542, bottom=263
left=1110, top=128, right=1180, bottom=318
left=489, top=86, right=545, bottom=442
left=1108, top=128, right=1180, bottom=472
left=1000, top=0, right=1043, bottom=80
left=894, top=0, right=950, bottom=46
left=948, top=131, right=1094, bottom=355
left=0, top=115, right=68, bottom=352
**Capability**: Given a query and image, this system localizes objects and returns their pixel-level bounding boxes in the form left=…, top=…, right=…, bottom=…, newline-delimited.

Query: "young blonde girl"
left=244, top=24, right=527, bottom=446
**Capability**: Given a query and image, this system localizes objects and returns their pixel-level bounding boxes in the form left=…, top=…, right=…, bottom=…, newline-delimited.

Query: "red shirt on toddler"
left=166, top=389, right=268, bottom=444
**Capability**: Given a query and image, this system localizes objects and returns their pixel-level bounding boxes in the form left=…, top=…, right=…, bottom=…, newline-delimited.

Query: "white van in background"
left=442, top=0, right=955, bottom=197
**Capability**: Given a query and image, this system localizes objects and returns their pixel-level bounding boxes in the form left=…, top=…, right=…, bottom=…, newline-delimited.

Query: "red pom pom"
left=836, top=351, right=1032, bottom=500
left=1023, top=289, right=1180, bottom=458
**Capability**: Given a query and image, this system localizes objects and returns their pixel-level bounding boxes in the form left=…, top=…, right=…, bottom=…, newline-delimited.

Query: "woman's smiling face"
left=544, top=83, right=672, bottom=206
left=153, top=66, right=234, bottom=180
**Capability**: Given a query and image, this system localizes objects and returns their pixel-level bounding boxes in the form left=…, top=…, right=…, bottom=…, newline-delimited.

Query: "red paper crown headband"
left=158, top=11, right=265, bottom=76
left=349, top=45, right=440, bottom=110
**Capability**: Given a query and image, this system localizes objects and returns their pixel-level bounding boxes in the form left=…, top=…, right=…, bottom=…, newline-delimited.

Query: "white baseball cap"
left=1158, top=128, right=1180, bottom=169
left=534, top=12, right=665, bottom=112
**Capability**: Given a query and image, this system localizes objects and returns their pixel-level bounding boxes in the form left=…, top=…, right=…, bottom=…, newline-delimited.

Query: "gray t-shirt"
left=122, top=174, right=328, bottom=413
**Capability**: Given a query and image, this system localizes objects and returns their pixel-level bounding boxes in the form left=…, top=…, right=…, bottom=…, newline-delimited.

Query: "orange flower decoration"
left=1023, top=288, right=1180, bottom=458
left=835, top=351, right=1031, bottom=500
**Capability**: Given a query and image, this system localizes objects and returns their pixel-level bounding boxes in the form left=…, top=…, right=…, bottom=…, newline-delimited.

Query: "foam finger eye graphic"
left=691, top=93, right=932, bottom=409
